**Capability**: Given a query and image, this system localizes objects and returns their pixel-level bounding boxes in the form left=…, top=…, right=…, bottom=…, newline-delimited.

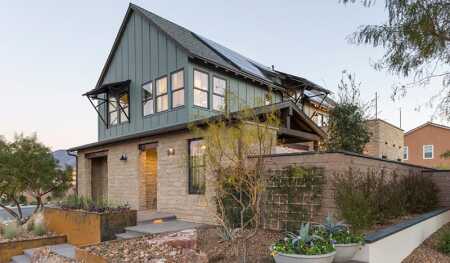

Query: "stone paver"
left=125, top=219, right=203, bottom=235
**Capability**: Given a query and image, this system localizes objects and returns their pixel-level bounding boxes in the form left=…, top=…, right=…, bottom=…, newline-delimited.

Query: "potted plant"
left=317, top=215, right=364, bottom=263
left=271, top=223, right=336, bottom=263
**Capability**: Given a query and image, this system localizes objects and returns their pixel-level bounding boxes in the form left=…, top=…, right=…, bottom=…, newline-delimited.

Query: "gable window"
left=188, top=139, right=206, bottom=194
left=156, top=76, right=168, bottom=112
left=403, top=146, right=408, bottom=160
left=108, top=91, right=129, bottom=126
left=194, top=70, right=209, bottom=108
left=171, top=70, right=184, bottom=108
left=142, top=82, right=154, bottom=116
left=423, top=145, right=434, bottom=159
left=213, top=76, right=226, bottom=111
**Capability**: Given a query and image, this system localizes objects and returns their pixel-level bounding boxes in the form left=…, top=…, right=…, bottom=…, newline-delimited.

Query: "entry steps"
left=11, top=243, right=75, bottom=263
left=116, top=213, right=203, bottom=240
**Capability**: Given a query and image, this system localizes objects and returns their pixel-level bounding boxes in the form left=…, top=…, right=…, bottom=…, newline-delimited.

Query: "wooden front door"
left=142, top=149, right=157, bottom=210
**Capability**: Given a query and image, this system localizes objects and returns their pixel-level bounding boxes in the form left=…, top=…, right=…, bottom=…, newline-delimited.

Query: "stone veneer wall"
left=261, top=151, right=429, bottom=230
left=77, top=130, right=217, bottom=225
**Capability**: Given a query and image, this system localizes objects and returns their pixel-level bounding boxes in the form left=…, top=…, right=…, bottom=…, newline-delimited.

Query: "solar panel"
left=195, top=34, right=271, bottom=82
left=304, top=90, right=332, bottom=107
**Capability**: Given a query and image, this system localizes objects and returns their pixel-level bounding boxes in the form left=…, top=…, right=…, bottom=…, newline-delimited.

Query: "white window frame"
left=193, top=69, right=209, bottom=108
left=423, top=145, right=434, bottom=160
left=171, top=69, right=185, bottom=108
left=403, top=146, right=408, bottom=160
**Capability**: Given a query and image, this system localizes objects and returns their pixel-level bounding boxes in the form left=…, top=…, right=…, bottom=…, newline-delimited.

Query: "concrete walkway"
left=11, top=243, right=75, bottom=263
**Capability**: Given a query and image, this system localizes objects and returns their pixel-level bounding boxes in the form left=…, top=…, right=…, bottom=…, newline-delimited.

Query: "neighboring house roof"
left=94, top=3, right=329, bottom=95
left=52, top=150, right=76, bottom=169
left=303, top=89, right=336, bottom=109
left=405, top=121, right=450, bottom=136
left=68, top=101, right=326, bottom=152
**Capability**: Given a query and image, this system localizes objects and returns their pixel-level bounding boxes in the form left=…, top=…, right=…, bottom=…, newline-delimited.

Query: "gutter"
left=67, top=150, right=78, bottom=196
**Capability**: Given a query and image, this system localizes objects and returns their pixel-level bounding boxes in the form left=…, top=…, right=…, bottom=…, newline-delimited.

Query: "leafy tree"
left=342, top=0, right=450, bottom=118
left=325, top=71, right=371, bottom=153
left=190, top=106, right=279, bottom=262
left=0, top=134, right=72, bottom=224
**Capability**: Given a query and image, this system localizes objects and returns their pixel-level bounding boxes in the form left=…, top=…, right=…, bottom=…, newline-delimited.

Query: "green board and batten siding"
left=98, top=11, right=280, bottom=141
left=99, top=11, right=189, bottom=141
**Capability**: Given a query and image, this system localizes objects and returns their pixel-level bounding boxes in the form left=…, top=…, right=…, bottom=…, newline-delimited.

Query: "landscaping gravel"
left=403, top=222, right=450, bottom=263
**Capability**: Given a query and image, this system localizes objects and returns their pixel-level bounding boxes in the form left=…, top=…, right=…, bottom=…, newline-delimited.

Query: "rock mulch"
left=83, top=229, right=207, bottom=263
left=31, top=248, right=77, bottom=263
left=403, top=222, right=450, bottom=263
left=198, top=228, right=283, bottom=263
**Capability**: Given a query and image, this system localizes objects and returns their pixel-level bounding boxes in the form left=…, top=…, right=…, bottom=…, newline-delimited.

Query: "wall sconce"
left=167, top=148, right=175, bottom=156
left=120, top=153, right=128, bottom=161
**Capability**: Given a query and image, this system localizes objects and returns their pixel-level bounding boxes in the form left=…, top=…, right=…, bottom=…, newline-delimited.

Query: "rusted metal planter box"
left=0, top=235, right=67, bottom=262
left=44, top=207, right=137, bottom=246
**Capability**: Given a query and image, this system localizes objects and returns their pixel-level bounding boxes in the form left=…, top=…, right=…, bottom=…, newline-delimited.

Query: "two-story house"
left=69, top=4, right=329, bottom=223
left=404, top=122, right=450, bottom=169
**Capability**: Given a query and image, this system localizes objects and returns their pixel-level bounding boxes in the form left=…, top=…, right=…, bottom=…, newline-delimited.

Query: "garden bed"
left=44, top=207, right=137, bottom=246
left=76, top=229, right=207, bottom=263
left=403, top=222, right=450, bottom=263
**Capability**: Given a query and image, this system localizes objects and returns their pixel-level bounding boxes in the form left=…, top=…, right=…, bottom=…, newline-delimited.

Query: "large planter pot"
left=333, top=243, right=361, bottom=262
left=44, top=207, right=137, bottom=246
left=273, top=251, right=336, bottom=263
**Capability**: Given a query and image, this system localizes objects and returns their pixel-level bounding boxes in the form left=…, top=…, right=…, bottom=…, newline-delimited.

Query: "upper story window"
left=265, top=93, right=272, bottom=105
left=194, top=70, right=209, bottom=108
left=142, top=82, right=154, bottom=116
left=171, top=70, right=184, bottom=108
left=403, top=146, right=408, bottom=160
left=423, top=145, right=434, bottom=159
left=188, top=139, right=206, bottom=194
left=108, top=91, right=129, bottom=126
left=213, top=76, right=226, bottom=111
left=156, top=76, right=168, bottom=112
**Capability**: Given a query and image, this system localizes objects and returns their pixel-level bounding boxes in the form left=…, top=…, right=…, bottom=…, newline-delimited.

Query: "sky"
left=0, top=0, right=447, bottom=150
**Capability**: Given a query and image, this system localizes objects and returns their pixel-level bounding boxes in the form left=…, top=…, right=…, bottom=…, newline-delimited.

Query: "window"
left=265, top=93, right=272, bottom=105
left=193, top=70, right=209, bottom=108
left=142, top=82, right=154, bottom=116
left=423, top=145, right=434, bottom=159
left=171, top=70, right=184, bottom=108
left=156, top=76, right=168, bottom=112
left=188, top=139, right=206, bottom=194
left=213, top=77, right=226, bottom=111
left=403, top=146, right=408, bottom=160
left=108, top=91, right=129, bottom=126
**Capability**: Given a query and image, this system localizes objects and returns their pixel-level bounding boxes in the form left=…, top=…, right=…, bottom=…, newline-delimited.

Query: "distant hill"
left=52, top=150, right=76, bottom=169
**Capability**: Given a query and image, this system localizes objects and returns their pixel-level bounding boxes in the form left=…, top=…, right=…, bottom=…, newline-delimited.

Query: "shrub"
left=334, top=169, right=438, bottom=231
left=438, top=229, right=450, bottom=255
left=32, top=222, right=47, bottom=236
left=3, top=222, right=21, bottom=239
left=59, top=194, right=130, bottom=213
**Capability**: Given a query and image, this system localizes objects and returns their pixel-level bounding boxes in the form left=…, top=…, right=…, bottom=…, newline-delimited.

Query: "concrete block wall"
left=261, top=152, right=427, bottom=230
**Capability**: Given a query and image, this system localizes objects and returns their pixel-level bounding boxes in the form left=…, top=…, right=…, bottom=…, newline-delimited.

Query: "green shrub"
left=438, top=230, right=450, bottom=254
left=3, top=223, right=20, bottom=239
left=26, top=219, right=34, bottom=232
left=18, top=195, right=27, bottom=205
left=60, top=194, right=130, bottom=213
left=334, top=169, right=438, bottom=231
left=32, top=222, right=46, bottom=236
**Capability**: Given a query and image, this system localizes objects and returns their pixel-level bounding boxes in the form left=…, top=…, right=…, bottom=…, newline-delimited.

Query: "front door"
left=141, top=149, right=157, bottom=210
left=91, top=156, right=108, bottom=203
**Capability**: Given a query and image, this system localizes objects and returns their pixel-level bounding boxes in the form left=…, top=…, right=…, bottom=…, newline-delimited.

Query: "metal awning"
left=83, top=80, right=131, bottom=97
left=83, top=80, right=131, bottom=127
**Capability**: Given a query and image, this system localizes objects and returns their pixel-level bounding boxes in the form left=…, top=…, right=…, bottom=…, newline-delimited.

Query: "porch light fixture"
left=167, top=148, right=175, bottom=156
left=120, top=153, right=128, bottom=161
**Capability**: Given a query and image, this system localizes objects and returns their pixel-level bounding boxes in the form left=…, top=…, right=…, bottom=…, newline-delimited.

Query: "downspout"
left=67, top=150, right=78, bottom=196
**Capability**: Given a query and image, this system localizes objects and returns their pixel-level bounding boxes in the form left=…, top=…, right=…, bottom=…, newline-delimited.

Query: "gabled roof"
left=94, top=3, right=329, bottom=94
left=405, top=121, right=450, bottom=136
